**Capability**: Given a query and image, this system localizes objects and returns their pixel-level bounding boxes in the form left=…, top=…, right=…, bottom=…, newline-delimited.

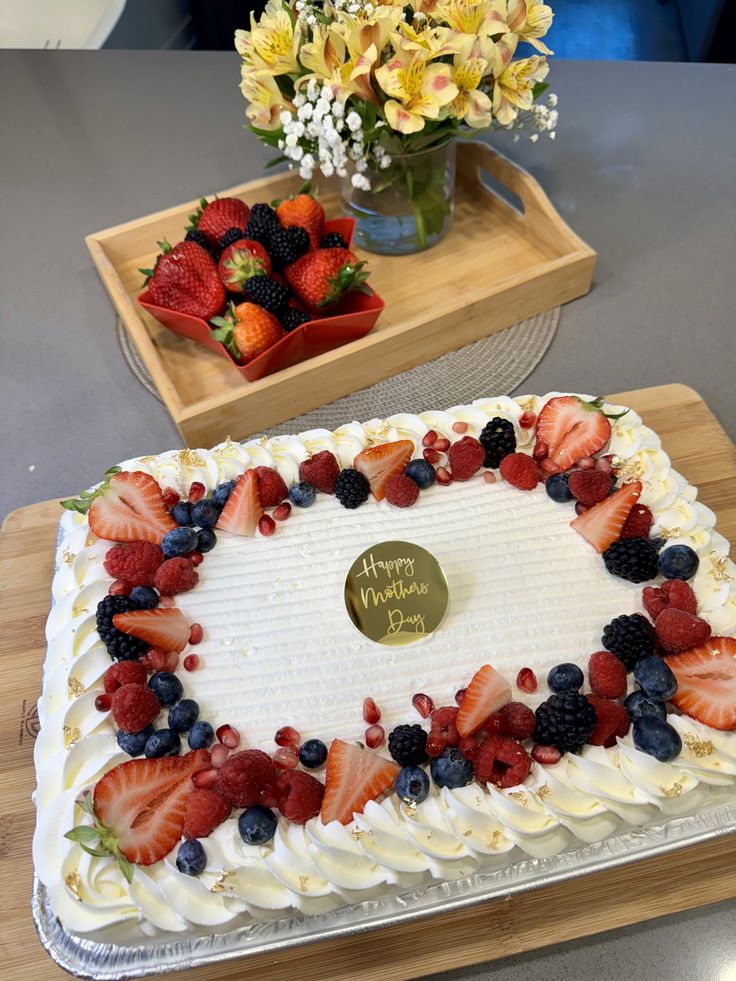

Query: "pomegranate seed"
left=95, top=692, right=112, bottom=712
left=519, top=410, right=537, bottom=429
left=259, top=514, right=276, bottom=537
left=183, top=653, right=199, bottom=671
left=108, top=579, right=131, bottom=596
left=189, top=623, right=203, bottom=645
left=274, top=745, right=299, bottom=770
left=452, top=421, right=468, bottom=435
left=483, top=471, right=497, bottom=484
left=185, top=550, right=204, bottom=567
left=159, top=595, right=175, bottom=608
left=142, top=647, right=178, bottom=672
left=532, top=440, right=549, bottom=462
left=273, top=502, right=292, bottom=521
left=455, top=688, right=467, bottom=705
left=188, top=481, right=206, bottom=503
left=435, top=466, right=453, bottom=485
left=363, top=697, right=381, bottom=724
left=210, top=744, right=230, bottom=768
left=575, top=501, right=590, bottom=515
left=532, top=744, right=562, bottom=765
left=275, top=725, right=301, bottom=747
left=163, top=487, right=180, bottom=509
left=412, top=692, right=434, bottom=718
left=365, top=724, right=385, bottom=749
left=423, top=448, right=440, bottom=464
left=597, top=455, right=614, bottom=475
left=426, top=731, right=446, bottom=757
left=540, top=458, right=558, bottom=474
left=192, top=767, right=219, bottom=789
left=216, top=724, right=241, bottom=749
left=434, top=437, right=450, bottom=453
left=516, top=667, right=538, bottom=693
left=578, top=457, right=596, bottom=470
left=422, top=429, right=438, bottom=447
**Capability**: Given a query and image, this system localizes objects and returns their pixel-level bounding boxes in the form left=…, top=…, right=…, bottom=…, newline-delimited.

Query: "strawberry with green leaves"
left=275, top=187, right=324, bottom=249
left=141, top=239, right=226, bottom=320
left=285, top=248, right=371, bottom=313
left=62, top=469, right=176, bottom=544
left=536, top=396, right=627, bottom=473
left=188, top=196, right=251, bottom=248
left=218, top=239, right=271, bottom=293
left=211, top=301, right=283, bottom=362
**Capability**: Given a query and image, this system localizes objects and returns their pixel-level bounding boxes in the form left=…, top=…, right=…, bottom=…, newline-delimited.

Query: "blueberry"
left=148, top=671, right=184, bottom=707
left=657, top=544, right=699, bottom=581
left=634, top=656, right=677, bottom=702
left=632, top=716, right=682, bottom=762
left=188, top=720, right=215, bottom=750
left=396, top=765, right=430, bottom=805
left=176, top=839, right=206, bottom=875
left=171, top=501, right=194, bottom=527
left=197, top=528, right=217, bottom=553
left=545, top=473, right=572, bottom=503
left=213, top=480, right=236, bottom=508
left=429, top=748, right=473, bottom=789
left=129, top=585, right=159, bottom=609
left=288, top=480, right=316, bottom=508
left=298, top=738, right=328, bottom=769
left=162, top=526, right=199, bottom=558
left=405, top=459, right=436, bottom=490
left=116, top=723, right=155, bottom=757
left=547, top=662, right=584, bottom=693
left=191, top=499, right=220, bottom=529
left=624, top=690, right=667, bottom=722
left=168, top=698, right=200, bottom=733
left=144, top=728, right=181, bottom=758
left=238, top=805, right=277, bottom=845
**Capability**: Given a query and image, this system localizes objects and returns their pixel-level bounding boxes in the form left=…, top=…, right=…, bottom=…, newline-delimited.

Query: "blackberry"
left=320, top=231, right=348, bottom=249
left=333, top=468, right=370, bottom=509
left=184, top=228, right=218, bottom=259
left=388, top=724, right=428, bottom=767
left=270, top=226, right=310, bottom=268
left=280, top=306, right=311, bottom=332
left=479, top=417, right=516, bottom=468
left=602, top=613, right=656, bottom=671
left=96, top=595, right=146, bottom=661
left=245, top=203, right=279, bottom=248
left=244, top=275, right=290, bottom=313
left=533, top=691, right=597, bottom=753
left=602, top=537, right=659, bottom=583
left=219, top=226, right=245, bottom=249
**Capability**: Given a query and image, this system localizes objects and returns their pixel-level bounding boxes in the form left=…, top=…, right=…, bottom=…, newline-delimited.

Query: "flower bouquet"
left=236, top=0, right=558, bottom=254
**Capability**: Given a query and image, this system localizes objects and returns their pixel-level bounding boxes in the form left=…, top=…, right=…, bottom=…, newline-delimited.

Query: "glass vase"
left=341, top=140, right=456, bottom=256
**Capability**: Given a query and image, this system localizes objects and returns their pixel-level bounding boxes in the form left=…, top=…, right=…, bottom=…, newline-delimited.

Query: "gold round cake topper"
left=344, top=541, right=449, bottom=646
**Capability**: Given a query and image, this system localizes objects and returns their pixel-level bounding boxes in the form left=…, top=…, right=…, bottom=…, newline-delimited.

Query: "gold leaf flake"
left=65, top=872, right=83, bottom=901
left=64, top=726, right=81, bottom=749
left=684, top=733, right=714, bottom=758
left=425, top=831, right=433, bottom=840
left=85, top=532, right=96, bottom=548
left=210, top=869, right=235, bottom=893
left=508, top=792, right=528, bottom=807
left=137, top=455, right=158, bottom=464
left=351, top=828, right=363, bottom=841
left=177, top=449, right=206, bottom=468
left=67, top=676, right=85, bottom=698
left=61, top=548, right=74, bottom=568
left=518, top=396, right=536, bottom=413
left=657, top=526, right=682, bottom=541
left=474, top=796, right=482, bottom=808
left=536, top=784, right=551, bottom=801
left=72, top=605, right=88, bottom=618
left=487, top=831, right=504, bottom=850
left=298, top=875, right=309, bottom=892
left=463, top=829, right=473, bottom=837
left=659, top=782, right=683, bottom=798
left=709, top=552, right=734, bottom=584
left=366, top=420, right=390, bottom=445
left=612, top=456, right=645, bottom=483
left=403, top=801, right=417, bottom=817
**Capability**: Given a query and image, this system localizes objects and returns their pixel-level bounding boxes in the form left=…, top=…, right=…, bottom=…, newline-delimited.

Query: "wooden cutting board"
left=1, top=383, right=735, bottom=981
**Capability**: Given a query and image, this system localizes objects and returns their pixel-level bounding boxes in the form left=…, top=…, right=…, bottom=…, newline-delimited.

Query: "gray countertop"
left=1, top=51, right=735, bottom=979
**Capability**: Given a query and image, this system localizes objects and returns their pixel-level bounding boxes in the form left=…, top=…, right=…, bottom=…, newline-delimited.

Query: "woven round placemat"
left=117, top=306, right=559, bottom=437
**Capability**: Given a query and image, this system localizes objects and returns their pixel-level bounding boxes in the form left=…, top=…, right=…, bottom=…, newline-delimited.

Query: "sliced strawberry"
left=353, top=440, right=414, bottom=501
left=536, top=396, right=621, bottom=472
left=666, top=637, right=736, bottom=731
left=456, top=664, right=512, bottom=737
left=216, top=469, right=263, bottom=536
left=89, top=471, right=176, bottom=544
left=112, top=607, right=190, bottom=653
left=320, top=739, right=399, bottom=825
left=570, top=481, right=642, bottom=553
left=93, top=749, right=210, bottom=865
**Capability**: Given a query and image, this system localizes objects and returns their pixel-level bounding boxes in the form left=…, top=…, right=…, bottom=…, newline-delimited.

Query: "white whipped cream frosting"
left=33, top=394, right=736, bottom=937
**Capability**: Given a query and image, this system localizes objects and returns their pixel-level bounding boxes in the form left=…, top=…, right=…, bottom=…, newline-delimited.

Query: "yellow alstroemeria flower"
left=501, top=0, right=554, bottom=54
left=240, top=69, right=289, bottom=130
left=395, top=22, right=458, bottom=57
left=448, top=36, right=492, bottom=127
left=492, top=49, right=549, bottom=125
left=299, top=23, right=379, bottom=105
left=436, top=0, right=507, bottom=37
left=235, top=0, right=300, bottom=76
left=338, top=7, right=403, bottom=64
left=376, top=50, right=458, bottom=134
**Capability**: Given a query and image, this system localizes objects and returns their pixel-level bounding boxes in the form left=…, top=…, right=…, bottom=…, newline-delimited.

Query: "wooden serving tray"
left=2, top=384, right=735, bottom=981
left=86, top=142, right=596, bottom=447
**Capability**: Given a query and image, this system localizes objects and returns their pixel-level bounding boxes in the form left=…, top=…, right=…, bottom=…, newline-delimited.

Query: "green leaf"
left=117, top=853, right=135, bottom=884
left=264, top=154, right=288, bottom=169
left=532, top=81, right=550, bottom=100
left=60, top=498, right=88, bottom=514
left=65, top=825, right=102, bottom=844
left=79, top=843, right=114, bottom=859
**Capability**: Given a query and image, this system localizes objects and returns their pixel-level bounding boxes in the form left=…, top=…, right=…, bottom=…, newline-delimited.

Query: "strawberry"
left=456, top=665, right=512, bottom=737
left=666, top=637, right=736, bottom=730
left=103, top=542, right=163, bottom=586
left=499, top=452, right=538, bottom=490
left=320, top=739, right=400, bottom=825
left=285, top=248, right=370, bottom=312
left=275, top=191, right=324, bottom=250
left=143, top=240, right=225, bottom=320
left=655, top=608, right=711, bottom=653
left=188, top=196, right=251, bottom=248
left=568, top=469, right=611, bottom=506
left=620, top=503, right=654, bottom=540
left=642, top=579, right=697, bottom=620
left=183, top=788, right=231, bottom=839
left=570, top=481, right=642, bottom=552
left=89, top=471, right=176, bottom=545
left=217, top=238, right=270, bottom=292
left=216, top=469, right=263, bottom=536
left=353, top=440, right=414, bottom=501
left=299, top=450, right=340, bottom=494
left=535, top=396, right=624, bottom=472
left=447, top=436, right=485, bottom=481
left=255, top=466, right=288, bottom=508
left=211, top=301, right=283, bottom=362
left=112, top=607, right=191, bottom=653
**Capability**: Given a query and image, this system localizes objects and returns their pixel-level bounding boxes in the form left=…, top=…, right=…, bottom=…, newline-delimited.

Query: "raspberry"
left=256, top=466, right=288, bottom=508
left=385, top=474, right=419, bottom=508
left=620, top=503, right=653, bottom=540
left=516, top=667, right=538, bottom=693
left=103, top=660, right=147, bottom=693
left=154, top=557, right=198, bottom=596
left=473, top=736, right=531, bottom=788
left=299, top=450, right=340, bottom=494
left=499, top=452, right=538, bottom=490
left=568, top=469, right=611, bottom=505
left=111, top=683, right=160, bottom=733
left=588, top=650, right=627, bottom=699
left=654, top=608, right=711, bottom=653
left=586, top=695, right=630, bottom=747
left=140, top=647, right=179, bottom=673
left=103, top=542, right=163, bottom=587
left=642, top=579, right=697, bottom=620
left=430, top=706, right=460, bottom=746
left=276, top=770, right=324, bottom=824
left=499, top=702, right=536, bottom=740
left=531, top=744, right=562, bottom=765
left=217, top=750, right=277, bottom=808
left=183, top=788, right=231, bottom=839
left=483, top=712, right=504, bottom=737
left=447, top=436, right=484, bottom=480
left=458, top=734, right=481, bottom=761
